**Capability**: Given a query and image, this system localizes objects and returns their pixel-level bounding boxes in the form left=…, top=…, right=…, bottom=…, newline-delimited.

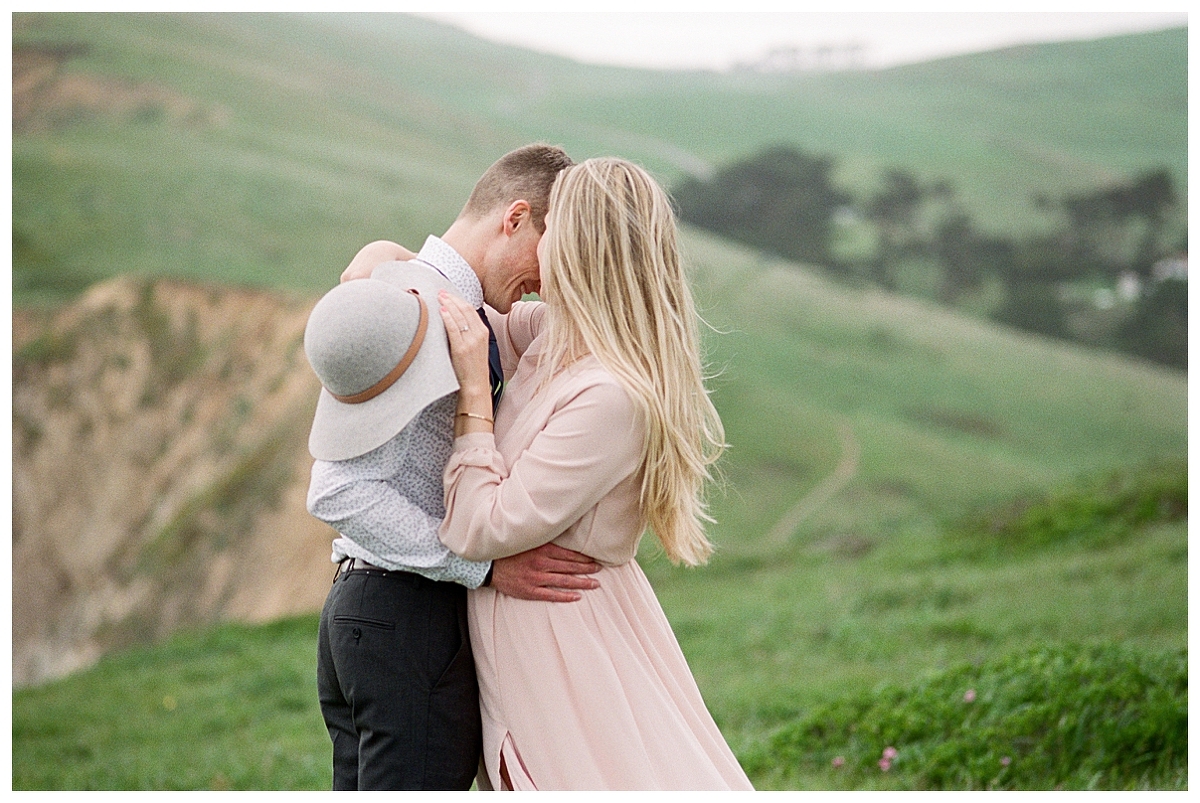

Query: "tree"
left=1116, top=278, right=1187, bottom=370
left=864, top=169, right=926, bottom=289
left=1125, top=169, right=1178, bottom=275
left=992, top=280, right=1068, bottom=340
left=931, top=212, right=1015, bottom=304
left=674, top=145, right=851, bottom=268
left=1060, top=169, right=1180, bottom=279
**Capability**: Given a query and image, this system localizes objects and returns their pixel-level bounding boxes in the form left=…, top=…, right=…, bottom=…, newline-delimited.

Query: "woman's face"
left=537, top=213, right=554, bottom=300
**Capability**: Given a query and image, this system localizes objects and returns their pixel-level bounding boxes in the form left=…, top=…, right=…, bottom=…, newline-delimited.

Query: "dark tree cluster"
left=673, top=145, right=1185, bottom=370
left=1057, top=169, right=1178, bottom=278
left=673, top=146, right=850, bottom=268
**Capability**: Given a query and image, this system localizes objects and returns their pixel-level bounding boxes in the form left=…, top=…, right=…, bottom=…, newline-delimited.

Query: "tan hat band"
left=330, top=288, right=428, bottom=404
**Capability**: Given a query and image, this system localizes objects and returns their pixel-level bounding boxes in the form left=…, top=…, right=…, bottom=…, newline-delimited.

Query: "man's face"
left=484, top=213, right=544, bottom=314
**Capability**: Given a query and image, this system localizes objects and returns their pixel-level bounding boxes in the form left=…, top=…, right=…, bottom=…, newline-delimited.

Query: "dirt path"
left=762, top=421, right=860, bottom=548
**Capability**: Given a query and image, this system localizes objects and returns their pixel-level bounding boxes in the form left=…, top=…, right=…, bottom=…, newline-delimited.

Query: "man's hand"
left=489, top=543, right=601, bottom=602
left=340, top=240, right=417, bottom=283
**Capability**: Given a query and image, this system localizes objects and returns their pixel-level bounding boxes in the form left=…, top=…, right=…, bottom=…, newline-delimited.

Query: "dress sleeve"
left=439, top=378, right=644, bottom=562
left=485, top=301, right=545, bottom=380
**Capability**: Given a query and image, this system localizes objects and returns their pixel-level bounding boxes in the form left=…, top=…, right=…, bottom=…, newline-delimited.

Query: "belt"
left=339, top=557, right=388, bottom=574
left=334, top=559, right=458, bottom=593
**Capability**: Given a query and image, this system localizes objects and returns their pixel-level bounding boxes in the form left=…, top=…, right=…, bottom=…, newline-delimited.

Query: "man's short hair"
left=460, top=143, right=574, bottom=232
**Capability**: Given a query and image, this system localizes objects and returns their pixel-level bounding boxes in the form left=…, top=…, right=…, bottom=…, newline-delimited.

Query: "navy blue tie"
left=477, top=307, right=503, bottom=414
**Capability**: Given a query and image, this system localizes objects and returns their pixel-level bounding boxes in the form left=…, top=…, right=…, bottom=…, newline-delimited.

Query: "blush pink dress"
left=439, top=301, right=753, bottom=791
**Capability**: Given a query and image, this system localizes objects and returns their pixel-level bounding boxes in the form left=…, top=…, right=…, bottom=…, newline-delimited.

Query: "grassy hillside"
left=13, top=13, right=1186, bottom=304
left=13, top=13, right=503, bottom=302
left=644, top=227, right=1186, bottom=742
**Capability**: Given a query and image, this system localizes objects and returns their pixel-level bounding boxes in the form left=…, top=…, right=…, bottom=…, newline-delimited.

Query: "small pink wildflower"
left=878, top=758, right=892, bottom=771
left=963, top=689, right=976, bottom=703
left=832, top=756, right=845, bottom=769
left=882, top=746, right=898, bottom=761
left=1001, top=756, right=1012, bottom=767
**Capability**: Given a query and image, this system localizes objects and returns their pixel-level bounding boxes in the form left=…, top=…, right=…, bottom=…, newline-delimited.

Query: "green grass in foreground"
left=743, top=643, right=1187, bottom=790
left=12, top=617, right=331, bottom=790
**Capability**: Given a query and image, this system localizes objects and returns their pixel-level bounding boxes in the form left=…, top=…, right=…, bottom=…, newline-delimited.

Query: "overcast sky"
left=419, top=11, right=1187, bottom=71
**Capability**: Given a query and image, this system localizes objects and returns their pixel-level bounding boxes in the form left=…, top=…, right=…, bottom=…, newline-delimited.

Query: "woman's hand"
left=439, top=290, right=494, bottom=434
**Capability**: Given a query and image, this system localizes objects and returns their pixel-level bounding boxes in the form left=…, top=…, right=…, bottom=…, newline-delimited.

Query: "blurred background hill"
left=14, top=14, right=1186, bottom=299
left=11, top=12, right=1187, bottom=790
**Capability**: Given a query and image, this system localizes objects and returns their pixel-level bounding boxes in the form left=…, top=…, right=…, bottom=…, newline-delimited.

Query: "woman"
left=435, top=157, right=753, bottom=790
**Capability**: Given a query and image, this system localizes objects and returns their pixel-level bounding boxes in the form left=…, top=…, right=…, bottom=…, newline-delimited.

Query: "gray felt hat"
left=304, top=260, right=459, bottom=461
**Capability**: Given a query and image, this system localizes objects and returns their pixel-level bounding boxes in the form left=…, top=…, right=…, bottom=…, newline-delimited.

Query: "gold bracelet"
left=456, top=412, right=494, bottom=424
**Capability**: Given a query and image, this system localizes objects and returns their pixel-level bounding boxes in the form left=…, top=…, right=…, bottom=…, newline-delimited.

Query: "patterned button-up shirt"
left=305, top=236, right=491, bottom=588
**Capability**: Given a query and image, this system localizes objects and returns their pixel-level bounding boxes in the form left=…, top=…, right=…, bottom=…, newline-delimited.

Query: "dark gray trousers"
left=316, top=564, right=481, bottom=790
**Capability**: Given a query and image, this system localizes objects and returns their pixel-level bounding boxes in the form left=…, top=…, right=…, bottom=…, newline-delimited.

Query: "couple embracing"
left=303, top=144, right=753, bottom=791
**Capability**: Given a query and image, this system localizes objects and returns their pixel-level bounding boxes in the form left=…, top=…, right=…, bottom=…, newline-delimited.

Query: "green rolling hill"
left=13, top=12, right=1186, bottom=302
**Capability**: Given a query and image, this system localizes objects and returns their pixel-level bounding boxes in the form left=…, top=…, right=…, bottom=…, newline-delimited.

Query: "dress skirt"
left=467, top=558, right=753, bottom=791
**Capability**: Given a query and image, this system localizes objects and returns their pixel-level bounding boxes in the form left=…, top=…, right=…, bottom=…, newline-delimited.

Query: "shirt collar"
left=415, top=235, right=484, bottom=308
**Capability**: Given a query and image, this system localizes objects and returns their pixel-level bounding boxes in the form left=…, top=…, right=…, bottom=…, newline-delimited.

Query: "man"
left=305, top=144, right=594, bottom=790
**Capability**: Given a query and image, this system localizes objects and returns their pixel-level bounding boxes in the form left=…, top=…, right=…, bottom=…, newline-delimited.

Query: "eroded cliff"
left=13, top=277, right=336, bottom=686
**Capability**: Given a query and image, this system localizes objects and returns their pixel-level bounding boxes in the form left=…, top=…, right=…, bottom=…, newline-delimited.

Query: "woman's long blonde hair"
left=538, top=157, right=726, bottom=566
